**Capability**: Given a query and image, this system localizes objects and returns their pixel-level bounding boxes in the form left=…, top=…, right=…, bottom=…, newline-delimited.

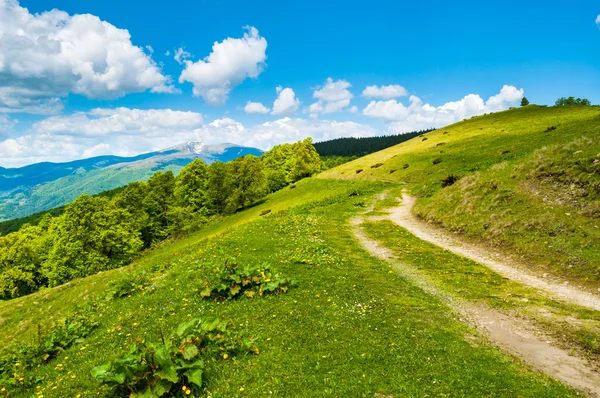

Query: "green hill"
left=0, top=178, right=578, bottom=397
left=2, top=106, right=600, bottom=396
left=320, top=105, right=600, bottom=285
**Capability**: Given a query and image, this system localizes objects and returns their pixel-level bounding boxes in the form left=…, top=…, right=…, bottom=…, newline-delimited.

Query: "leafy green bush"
left=92, top=317, right=257, bottom=397
left=200, top=259, right=297, bottom=300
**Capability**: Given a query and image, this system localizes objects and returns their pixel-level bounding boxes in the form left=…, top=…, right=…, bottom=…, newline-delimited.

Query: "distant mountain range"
left=0, top=142, right=263, bottom=221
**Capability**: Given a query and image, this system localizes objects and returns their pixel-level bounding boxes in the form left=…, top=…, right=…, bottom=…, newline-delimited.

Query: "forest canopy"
left=313, top=129, right=433, bottom=157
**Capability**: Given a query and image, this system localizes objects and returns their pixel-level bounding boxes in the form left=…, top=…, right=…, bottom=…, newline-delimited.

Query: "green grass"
left=414, top=126, right=600, bottom=285
left=321, top=105, right=600, bottom=285
left=361, top=217, right=600, bottom=358
left=0, top=178, right=577, bottom=396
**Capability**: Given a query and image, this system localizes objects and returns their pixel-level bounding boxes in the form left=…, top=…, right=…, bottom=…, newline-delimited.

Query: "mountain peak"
left=171, top=141, right=206, bottom=155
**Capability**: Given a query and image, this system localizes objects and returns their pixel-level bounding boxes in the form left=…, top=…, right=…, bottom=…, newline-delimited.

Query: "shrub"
left=436, top=142, right=446, bottom=146
left=521, top=97, right=530, bottom=106
left=200, top=259, right=297, bottom=300
left=356, top=169, right=363, bottom=174
left=389, top=170, right=397, bottom=174
left=260, top=209, right=272, bottom=216
left=92, top=317, right=257, bottom=397
left=402, top=164, right=409, bottom=169
left=441, top=174, right=460, bottom=188
left=545, top=126, right=557, bottom=132
left=432, top=158, right=442, bottom=165
left=370, top=163, right=384, bottom=169
left=422, top=137, right=428, bottom=142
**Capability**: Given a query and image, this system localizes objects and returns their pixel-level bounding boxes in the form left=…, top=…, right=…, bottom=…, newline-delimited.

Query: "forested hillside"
left=0, top=139, right=320, bottom=299
left=314, top=129, right=432, bottom=157
left=0, top=186, right=126, bottom=236
left=0, top=143, right=263, bottom=222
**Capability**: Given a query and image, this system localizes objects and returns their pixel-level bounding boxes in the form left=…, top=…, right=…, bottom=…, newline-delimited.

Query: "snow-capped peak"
left=182, top=141, right=206, bottom=154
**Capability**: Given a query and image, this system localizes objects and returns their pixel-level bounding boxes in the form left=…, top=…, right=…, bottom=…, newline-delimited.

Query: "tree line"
left=0, top=139, right=320, bottom=300
left=313, top=129, right=434, bottom=158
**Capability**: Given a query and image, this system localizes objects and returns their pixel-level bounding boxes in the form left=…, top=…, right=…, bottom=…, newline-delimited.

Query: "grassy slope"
left=320, top=105, right=600, bottom=284
left=362, top=219, right=600, bottom=360
left=0, top=178, right=575, bottom=397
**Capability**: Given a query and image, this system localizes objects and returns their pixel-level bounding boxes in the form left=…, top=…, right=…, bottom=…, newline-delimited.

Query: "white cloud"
left=0, top=133, right=83, bottom=167
left=363, top=99, right=409, bottom=120
left=244, top=101, right=270, bottom=114
left=145, top=45, right=154, bottom=54
left=193, top=117, right=376, bottom=149
left=82, top=142, right=110, bottom=158
left=596, top=14, right=600, bottom=25
left=33, top=107, right=203, bottom=136
left=0, top=0, right=174, bottom=113
left=362, top=84, right=408, bottom=99
left=0, top=114, right=17, bottom=133
left=1, top=112, right=377, bottom=167
left=349, top=106, right=358, bottom=113
left=179, top=26, right=267, bottom=105
left=485, top=85, right=525, bottom=112
left=165, top=50, right=171, bottom=56
left=363, top=85, right=524, bottom=133
left=307, top=78, right=353, bottom=116
left=271, top=86, right=300, bottom=115
left=174, top=47, right=191, bottom=65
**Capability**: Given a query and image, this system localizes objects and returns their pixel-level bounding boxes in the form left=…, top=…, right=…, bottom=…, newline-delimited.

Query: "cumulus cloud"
left=244, top=101, right=270, bottom=114
left=363, top=85, right=524, bottom=133
left=179, top=26, right=267, bottom=105
left=271, top=86, right=300, bottom=115
left=596, top=14, right=600, bottom=25
left=33, top=107, right=203, bottom=136
left=2, top=112, right=377, bottom=167
left=307, top=78, right=353, bottom=116
left=192, top=117, right=376, bottom=149
left=0, top=0, right=174, bottom=113
left=0, top=133, right=83, bottom=167
left=362, top=84, right=408, bottom=99
left=363, top=100, right=409, bottom=120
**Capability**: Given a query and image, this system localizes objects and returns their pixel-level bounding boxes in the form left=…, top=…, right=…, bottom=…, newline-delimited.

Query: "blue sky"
left=0, top=0, right=599, bottom=167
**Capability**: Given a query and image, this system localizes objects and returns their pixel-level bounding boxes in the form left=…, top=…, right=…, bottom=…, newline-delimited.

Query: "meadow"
left=0, top=178, right=577, bottom=397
